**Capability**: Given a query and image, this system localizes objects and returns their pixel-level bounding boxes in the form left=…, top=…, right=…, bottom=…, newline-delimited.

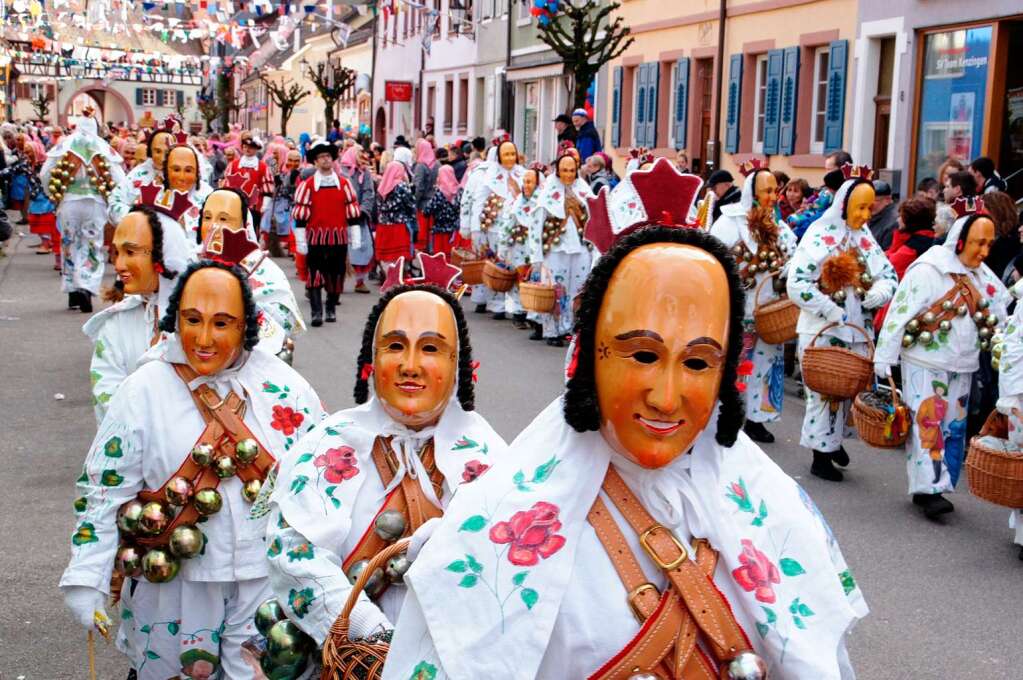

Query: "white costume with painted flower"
left=995, top=280, right=1023, bottom=547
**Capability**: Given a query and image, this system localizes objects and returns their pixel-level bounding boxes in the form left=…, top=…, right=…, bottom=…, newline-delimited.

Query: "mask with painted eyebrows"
left=594, top=243, right=730, bottom=468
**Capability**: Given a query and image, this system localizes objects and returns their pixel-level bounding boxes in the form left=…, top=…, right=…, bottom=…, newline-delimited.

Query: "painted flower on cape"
left=987, top=284, right=996, bottom=297
left=461, top=460, right=490, bottom=483
left=859, top=236, right=872, bottom=251
left=179, top=648, right=219, bottom=680
left=133, top=179, right=142, bottom=188
left=489, top=501, right=567, bottom=566
left=732, top=538, right=781, bottom=604
left=72, top=522, right=99, bottom=546
left=271, top=405, right=304, bottom=436
left=821, top=235, right=836, bottom=246
left=314, top=445, right=359, bottom=483
left=104, top=436, right=123, bottom=458
left=288, top=587, right=315, bottom=618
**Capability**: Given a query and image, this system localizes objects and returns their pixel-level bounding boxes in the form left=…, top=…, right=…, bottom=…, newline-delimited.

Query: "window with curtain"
left=752, top=55, right=768, bottom=153
left=810, top=46, right=829, bottom=154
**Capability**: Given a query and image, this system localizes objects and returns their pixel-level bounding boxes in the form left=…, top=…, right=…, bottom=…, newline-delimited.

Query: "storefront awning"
left=506, top=62, right=564, bottom=82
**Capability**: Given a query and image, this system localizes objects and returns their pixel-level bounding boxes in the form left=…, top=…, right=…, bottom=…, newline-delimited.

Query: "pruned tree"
left=31, top=94, right=51, bottom=123
left=198, top=98, right=220, bottom=132
left=304, top=59, right=356, bottom=129
left=260, top=74, right=311, bottom=136
left=536, top=0, right=634, bottom=110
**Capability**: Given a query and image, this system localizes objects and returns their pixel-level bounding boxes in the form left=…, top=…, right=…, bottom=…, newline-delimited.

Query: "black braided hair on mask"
left=159, top=259, right=261, bottom=351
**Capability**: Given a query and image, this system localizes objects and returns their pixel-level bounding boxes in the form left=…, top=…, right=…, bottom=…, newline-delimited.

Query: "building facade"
left=372, top=5, right=429, bottom=147
left=605, top=0, right=857, bottom=186
left=852, top=1, right=1023, bottom=196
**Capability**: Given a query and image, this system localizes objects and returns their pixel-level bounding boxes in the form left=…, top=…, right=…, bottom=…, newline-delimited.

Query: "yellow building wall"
left=606, top=0, right=858, bottom=188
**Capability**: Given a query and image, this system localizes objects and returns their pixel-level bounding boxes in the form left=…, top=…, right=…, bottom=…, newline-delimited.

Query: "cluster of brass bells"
left=733, top=244, right=785, bottom=289
left=276, top=337, right=296, bottom=366
left=626, top=651, right=766, bottom=680
left=114, top=439, right=265, bottom=584
left=901, top=296, right=998, bottom=351
left=991, top=331, right=1006, bottom=371
left=254, top=599, right=315, bottom=680
left=47, top=154, right=116, bottom=206
left=345, top=509, right=411, bottom=600
left=85, top=157, right=116, bottom=201
left=479, top=194, right=504, bottom=232
left=505, top=223, right=529, bottom=247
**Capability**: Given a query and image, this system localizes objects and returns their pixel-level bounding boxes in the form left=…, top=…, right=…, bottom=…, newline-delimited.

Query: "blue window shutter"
left=674, top=58, right=689, bottom=150
left=176, top=90, right=184, bottom=108
left=725, top=54, right=743, bottom=154
left=647, top=62, right=659, bottom=148
left=611, top=66, right=622, bottom=148
left=762, top=49, right=784, bottom=155
left=779, top=46, right=800, bottom=155
left=823, top=39, right=848, bottom=154
left=635, top=64, right=647, bottom=147
left=135, top=88, right=143, bottom=106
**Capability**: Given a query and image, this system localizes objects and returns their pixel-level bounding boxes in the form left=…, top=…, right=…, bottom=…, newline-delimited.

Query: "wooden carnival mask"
left=754, top=171, right=779, bottom=210
left=167, top=146, right=198, bottom=192
left=498, top=141, right=518, bottom=170
left=374, top=290, right=458, bottom=430
left=522, top=169, right=539, bottom=199
left=178, top=268, right=246, bottom=376
left=958, top=216, right=995, bottom=269
left=594, top=243, right=730, bottom=468
left=557, top=155, right=578, bottom=187
left=150, top=132, right=174, bottom=173
left=200, top=189, right=245, bottom=243
left=111, top=212, right=159, bottom=295
left=285, top=150, right=301, bottom=171
left=846, top=182, right=875, bottom=231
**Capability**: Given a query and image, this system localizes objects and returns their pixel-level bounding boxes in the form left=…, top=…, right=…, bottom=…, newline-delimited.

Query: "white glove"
left=874, top=362, right=892, bottom=380
left=63, top=586, right=109, bottom=632
left=1010, top=277, right=1023, bottom=300
left=347, top=601, right=393, bottom=641
left=261, top=196, right=273, bottom=213
left=825, top=302, right=848, bottom=325
left=862, top=288, right=887, bottom=309
left=408, top=517, right=441, bottom=562
left=293, top=227, right=308, bottom=255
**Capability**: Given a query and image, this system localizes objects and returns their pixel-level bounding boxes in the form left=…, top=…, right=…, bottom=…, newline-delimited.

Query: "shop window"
left=752, top=55, right=768, bottom=154
left=141, top=88, right=157, bottom=106
left=162, top=90, right=177, bottom=107
left=809, top=46, right=829, bottom=155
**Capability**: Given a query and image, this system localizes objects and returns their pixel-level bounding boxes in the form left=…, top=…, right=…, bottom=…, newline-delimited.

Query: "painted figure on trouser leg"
left=470, top=141, right=524, bottom=319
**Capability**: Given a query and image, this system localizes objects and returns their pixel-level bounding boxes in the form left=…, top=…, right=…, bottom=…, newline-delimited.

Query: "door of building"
left=695, top=58, right=713, bottom=175
left=872, top=37, right=896, bottom=170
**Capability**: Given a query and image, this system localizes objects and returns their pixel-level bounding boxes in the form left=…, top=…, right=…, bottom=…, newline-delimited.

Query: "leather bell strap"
left=587, top=497, right=718, bottom=680
left=913, top=273, right=983, bottom=335
left=600, top=467, right=753, bottom=664
left=133, top=363, right=276, bottom=547
left=341, top=436, right=444, bottom=573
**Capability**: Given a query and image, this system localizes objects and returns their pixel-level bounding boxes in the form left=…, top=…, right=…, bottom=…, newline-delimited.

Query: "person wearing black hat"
left=394, top=135, right=411, bottom=149
left=221, top=135, right=274, bottom=238
left=867, top=179, right=898, bottom=250
left=553, top=113, right=577, bottom=148
left=707, top=169, right=740, bottom=226
left=291, top=138, right=362, bottom=326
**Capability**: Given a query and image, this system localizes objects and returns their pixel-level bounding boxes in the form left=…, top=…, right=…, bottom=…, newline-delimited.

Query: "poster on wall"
left=947, top=92, right=974, bottom=160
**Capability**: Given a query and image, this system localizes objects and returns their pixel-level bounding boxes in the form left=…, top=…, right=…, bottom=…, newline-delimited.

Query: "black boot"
left=912, top=493, right=954, bottom=519
left=68, top=291, right=81, bottom=309
left=932, top=459, right=943, bottom=484
left=512, top=313, right=529, bottom=329
left=474, top=303, right=487, bottom=314
left=492, top=312, right=506, bottom=321
left=325, top=293, right=338, bottom=323
left=1018, top=545, right=1023, bottom=562
left=811, top=450, right=844, bottom=482
left=744, top=421, right=775, bottom=444
left=309, top=288, right=323, bottom=327
left=546, top=337, right=565, bottom=347
left=529, top=321, right=543, bottom=341
left=78, top=292, right=92, bottom=313
left=832, top=446, right=850, bottom=467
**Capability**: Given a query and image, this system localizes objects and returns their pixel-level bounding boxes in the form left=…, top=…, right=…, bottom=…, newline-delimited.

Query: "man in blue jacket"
left=571, top=108, right=602, bottom=162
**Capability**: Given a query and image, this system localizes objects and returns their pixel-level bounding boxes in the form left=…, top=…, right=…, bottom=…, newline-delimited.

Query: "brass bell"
left=214, top=455, right=237, bottom=479
left=748, top=263, right=759, bottom=275
left=902, top=334, right=916, bottom=348
left=142, top=548, right=180, bottom=583
left=168, top=524, right=204, bottom=559
left=374, top=509, right=406, bottom=542
left=992, top=357, right=1001, bottom=371
left=854, top=287, right=865, bottom=298
left=732, top=244, right=744, bottom=256
left=276, top=348, right=294, bottom=366
left=981, top=339, right=991, bottom=352
left=973, top=311, right=986, bottom=324
left=346, top=559, right=386, bottom=598
left=138, top=501, right=172, bottom=535
left=917, top=331, right=933, bottom=345
left=116, top=499, right=145, bottom=534
left=193, top=488, right=223, bottom=516
left=860, top=272, right=873, bottom=285
left=942, top=300, right=954, bottom=311
left=385, top=552, right=412, bottom=584
left=235, top=438, right=260, bottom=464
left=266, top=620, right=315, bottom=669
left=164, top=476, right=194, bottom=506
left=922, top=311, right=936, bottom=325
left=724, top=651, right=768, bottom=679
left=956, top=304, right=969, bottom=317
left=758, top=250, right=769, bottom=260
left=743, top=252, right=753, bottom=262
left=255, top=598, right=287, bottom=636
left=938, top=320, right=952, bottom=332
left=191, top=443, right=215, bottom=467
left=856, top=255, right=867, bottom=266
left=833, top=290, right=847, bottom=303
left=906, top=319, right=920, bottom=334
left=115, top=544, right=144, bottom=577
left=979, top=327, right=992, bottom=340
left=242, top=478, right=262, bottom=503
left=979, top=298, right=990, bottom=310
left=986, top=314, right=998, bottom=328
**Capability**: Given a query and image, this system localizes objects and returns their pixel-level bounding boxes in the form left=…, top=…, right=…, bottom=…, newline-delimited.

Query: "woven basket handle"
left=808, top=321, right=876, bottom=357
left=753, top=272, right=782, bottom=308
left=331, top=538, right=411, bottom=640
left=885, top=374, right=900, bottom=410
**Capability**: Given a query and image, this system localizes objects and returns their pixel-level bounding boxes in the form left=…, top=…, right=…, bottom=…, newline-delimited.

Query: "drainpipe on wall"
left=370, top=8, right=379, bottom=139
left=502, top=0, right=514, bottom=133
left=710, top=0, right=726, bottom=174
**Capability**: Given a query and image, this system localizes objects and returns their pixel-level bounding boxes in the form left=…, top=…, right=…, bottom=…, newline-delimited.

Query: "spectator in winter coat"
left=777, top=177, right=810, bottom=223
left=785, top=150, right=851, bottom=240
left=571, top=108, right=602, bottom=162
left=412, top=138, right=439, bottom=252
left=970, top=156, right=1008, bottom=194
left=873, top=196, right=936, bottom=331
left=554, top=114, right=577, bottom=148
left=868, top=179, right=899, bottom=250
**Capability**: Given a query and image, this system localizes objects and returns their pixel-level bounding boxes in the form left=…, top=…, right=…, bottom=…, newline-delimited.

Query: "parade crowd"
left=2, top=106, right=1021, bottom=679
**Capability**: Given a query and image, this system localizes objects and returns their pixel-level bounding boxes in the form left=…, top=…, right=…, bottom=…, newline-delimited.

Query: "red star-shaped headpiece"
left=950, top=196, right=987, bottom=219
left=381, top=252, right=465, bottom=296
left=628, top=147, right=654, bottom=165
left=221, top=166, right=258, bottom=197
left=840, top=162, right=874, bottom=182
left=137, top=183, right=194, bottom=222
left=738, top=158, right=767, bottom=177
left=585, top=158, right=703, bottom=255
left=201, top=222, right=260, bottom=266
left=143, top=116, right=184, bottom=145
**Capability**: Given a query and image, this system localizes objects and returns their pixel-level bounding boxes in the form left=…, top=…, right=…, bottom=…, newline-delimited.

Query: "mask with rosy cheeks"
left=845, top=182, right=875, bottom=230
left=150, top=132, right=173, bottom=172
left=166, top=146, right=198, bottom=192
left=522, top=170, right=538, bottom=199
left=285, top=151, right=301, bottom=171
left=177, top=268, right=246, bottom=376
left=498, top=141, right=518, bottom=170
left=594, top=244, right=730, bottom=468
left=111, top=213, right=158, bottom=295
left=200, top=189, right=245, bottom=243
left=557, top=157, right=578, bottom=186
left=754, top=171, right=778, bottom=210
left=373, top=291, right=458, bottom=430
left=959, top=216, right=995, bottom=269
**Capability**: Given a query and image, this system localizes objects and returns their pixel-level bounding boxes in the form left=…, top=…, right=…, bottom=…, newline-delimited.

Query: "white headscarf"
left=534, top=170, right=595, bottom=220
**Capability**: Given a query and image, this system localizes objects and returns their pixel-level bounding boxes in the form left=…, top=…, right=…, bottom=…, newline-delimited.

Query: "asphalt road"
left=1, top=226, right=1021, bottom=679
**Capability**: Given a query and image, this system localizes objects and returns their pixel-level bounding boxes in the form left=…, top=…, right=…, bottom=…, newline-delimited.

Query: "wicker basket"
left=520, top=281, right=557, bottom=314
left=450, top=248, right=474, bottom=266
left=321, top=539, right=410, bottom=680
left=483, top=261, right=517, bottom=292
left=851, top=376, right=911, bottom=448
left=801, top=322, right=875, bottom=400
left=752, top=275, right=799, bottom=344
left=458, top=259, right=486, bottom=285
left=966, top=435, right=1023, bottom=508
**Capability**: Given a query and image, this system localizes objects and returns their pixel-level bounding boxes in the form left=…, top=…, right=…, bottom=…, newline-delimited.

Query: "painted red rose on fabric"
left=860, top=236, right=872, bottom=250
left=314, top=445, right=359, bottom=483
left=731, top=538, right=781, bottom=603
left=461, top=459, right=490, bottom=483
left=271, top=405, right=304, bottom=436
left=133, top=179, right=142, bottom=188
left=987, top=284, right=996, bottom=297
left=821, top=235, right=836, bottom=246
left=489, top=501, right=567, bottom=566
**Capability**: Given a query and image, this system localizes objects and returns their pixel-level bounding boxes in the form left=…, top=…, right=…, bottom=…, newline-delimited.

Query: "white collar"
left=237, top=154, right=259, bottom=169
left=313, top=171, right=340, bottom=191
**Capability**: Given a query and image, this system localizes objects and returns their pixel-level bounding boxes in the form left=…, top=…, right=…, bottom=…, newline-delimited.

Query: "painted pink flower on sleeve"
left=314, top=445, right=359, bottom=483
left=461, top=459, right=490, bottom=483
left=860, top=236, right=872, bottom=251
left=489, top=501, right=566, bottom=566
left=731, top=538, right=781, bottom=603
left=821, top=235, right=836, bottom=246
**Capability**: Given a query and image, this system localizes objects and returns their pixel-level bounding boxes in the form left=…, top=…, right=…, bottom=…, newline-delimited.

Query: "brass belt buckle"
left=627, top=582, right=658, bottom=622
left=639, top=524, right=688, bottom=570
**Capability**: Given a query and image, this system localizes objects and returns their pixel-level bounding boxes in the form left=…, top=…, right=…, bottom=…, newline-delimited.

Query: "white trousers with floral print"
left=470, top=229, right=506, bottom=313
left=117, top=576, right=270, bottom=679
left=540, top=250, right=589, bottom=339
left=742, top=327, right=784, bottom=424
left=58, top=198, right=107, bottom=295
left=1002, top=396, right=1023, bottom=546
left=901, top=361, right=971, bottom=496
left=797, top=335, right=868, bottom=452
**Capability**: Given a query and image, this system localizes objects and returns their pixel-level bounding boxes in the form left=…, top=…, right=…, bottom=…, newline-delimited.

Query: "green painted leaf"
left=457, top=574, right=479, bottom=588
left=329, top=497, right=341, bottom=509
left=466, top=554, right=484, bottom=574
left=325, top=485, right=337, bottom=497
left=520, top=587, right=538, bottom=610
left=121, top=608, right=133, bottom=620
left=325, top=427, right=340, bottom=436
left=531, top=456, right=560, bottom=484
left=94, top=339, right=105, bottom=359
left=459, top=515, right=487, bottom=532
left=761, top=606, right=776, bottom=624
left=793, top=615, right=806, bottom=630
left=839, top=569, right=856, bottom=595
left=290, top=474, right=309, bottom=494
left=145, top=650, right=160, bottom=660
left=779, top=558, right=805, bottom=577
left=797, top=602, right=815, bottom=617
left=167, top=621, right=180, bottom=635
left=446, top=560, right=468, bottom=573
left=140, top=624, right=151, bottom=634
left=512, top=571, right=529, bottom=586
left=513, top=470, right=528, bottom=491
left=296, top=453, right=314, bottom=464
left=789, top=598, right=800, bottom=614
left=211, top=630, right=221, bottom=643
left=755, top=621, right=770, bottom=638
left=100, top=469, right=124, bottom=487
